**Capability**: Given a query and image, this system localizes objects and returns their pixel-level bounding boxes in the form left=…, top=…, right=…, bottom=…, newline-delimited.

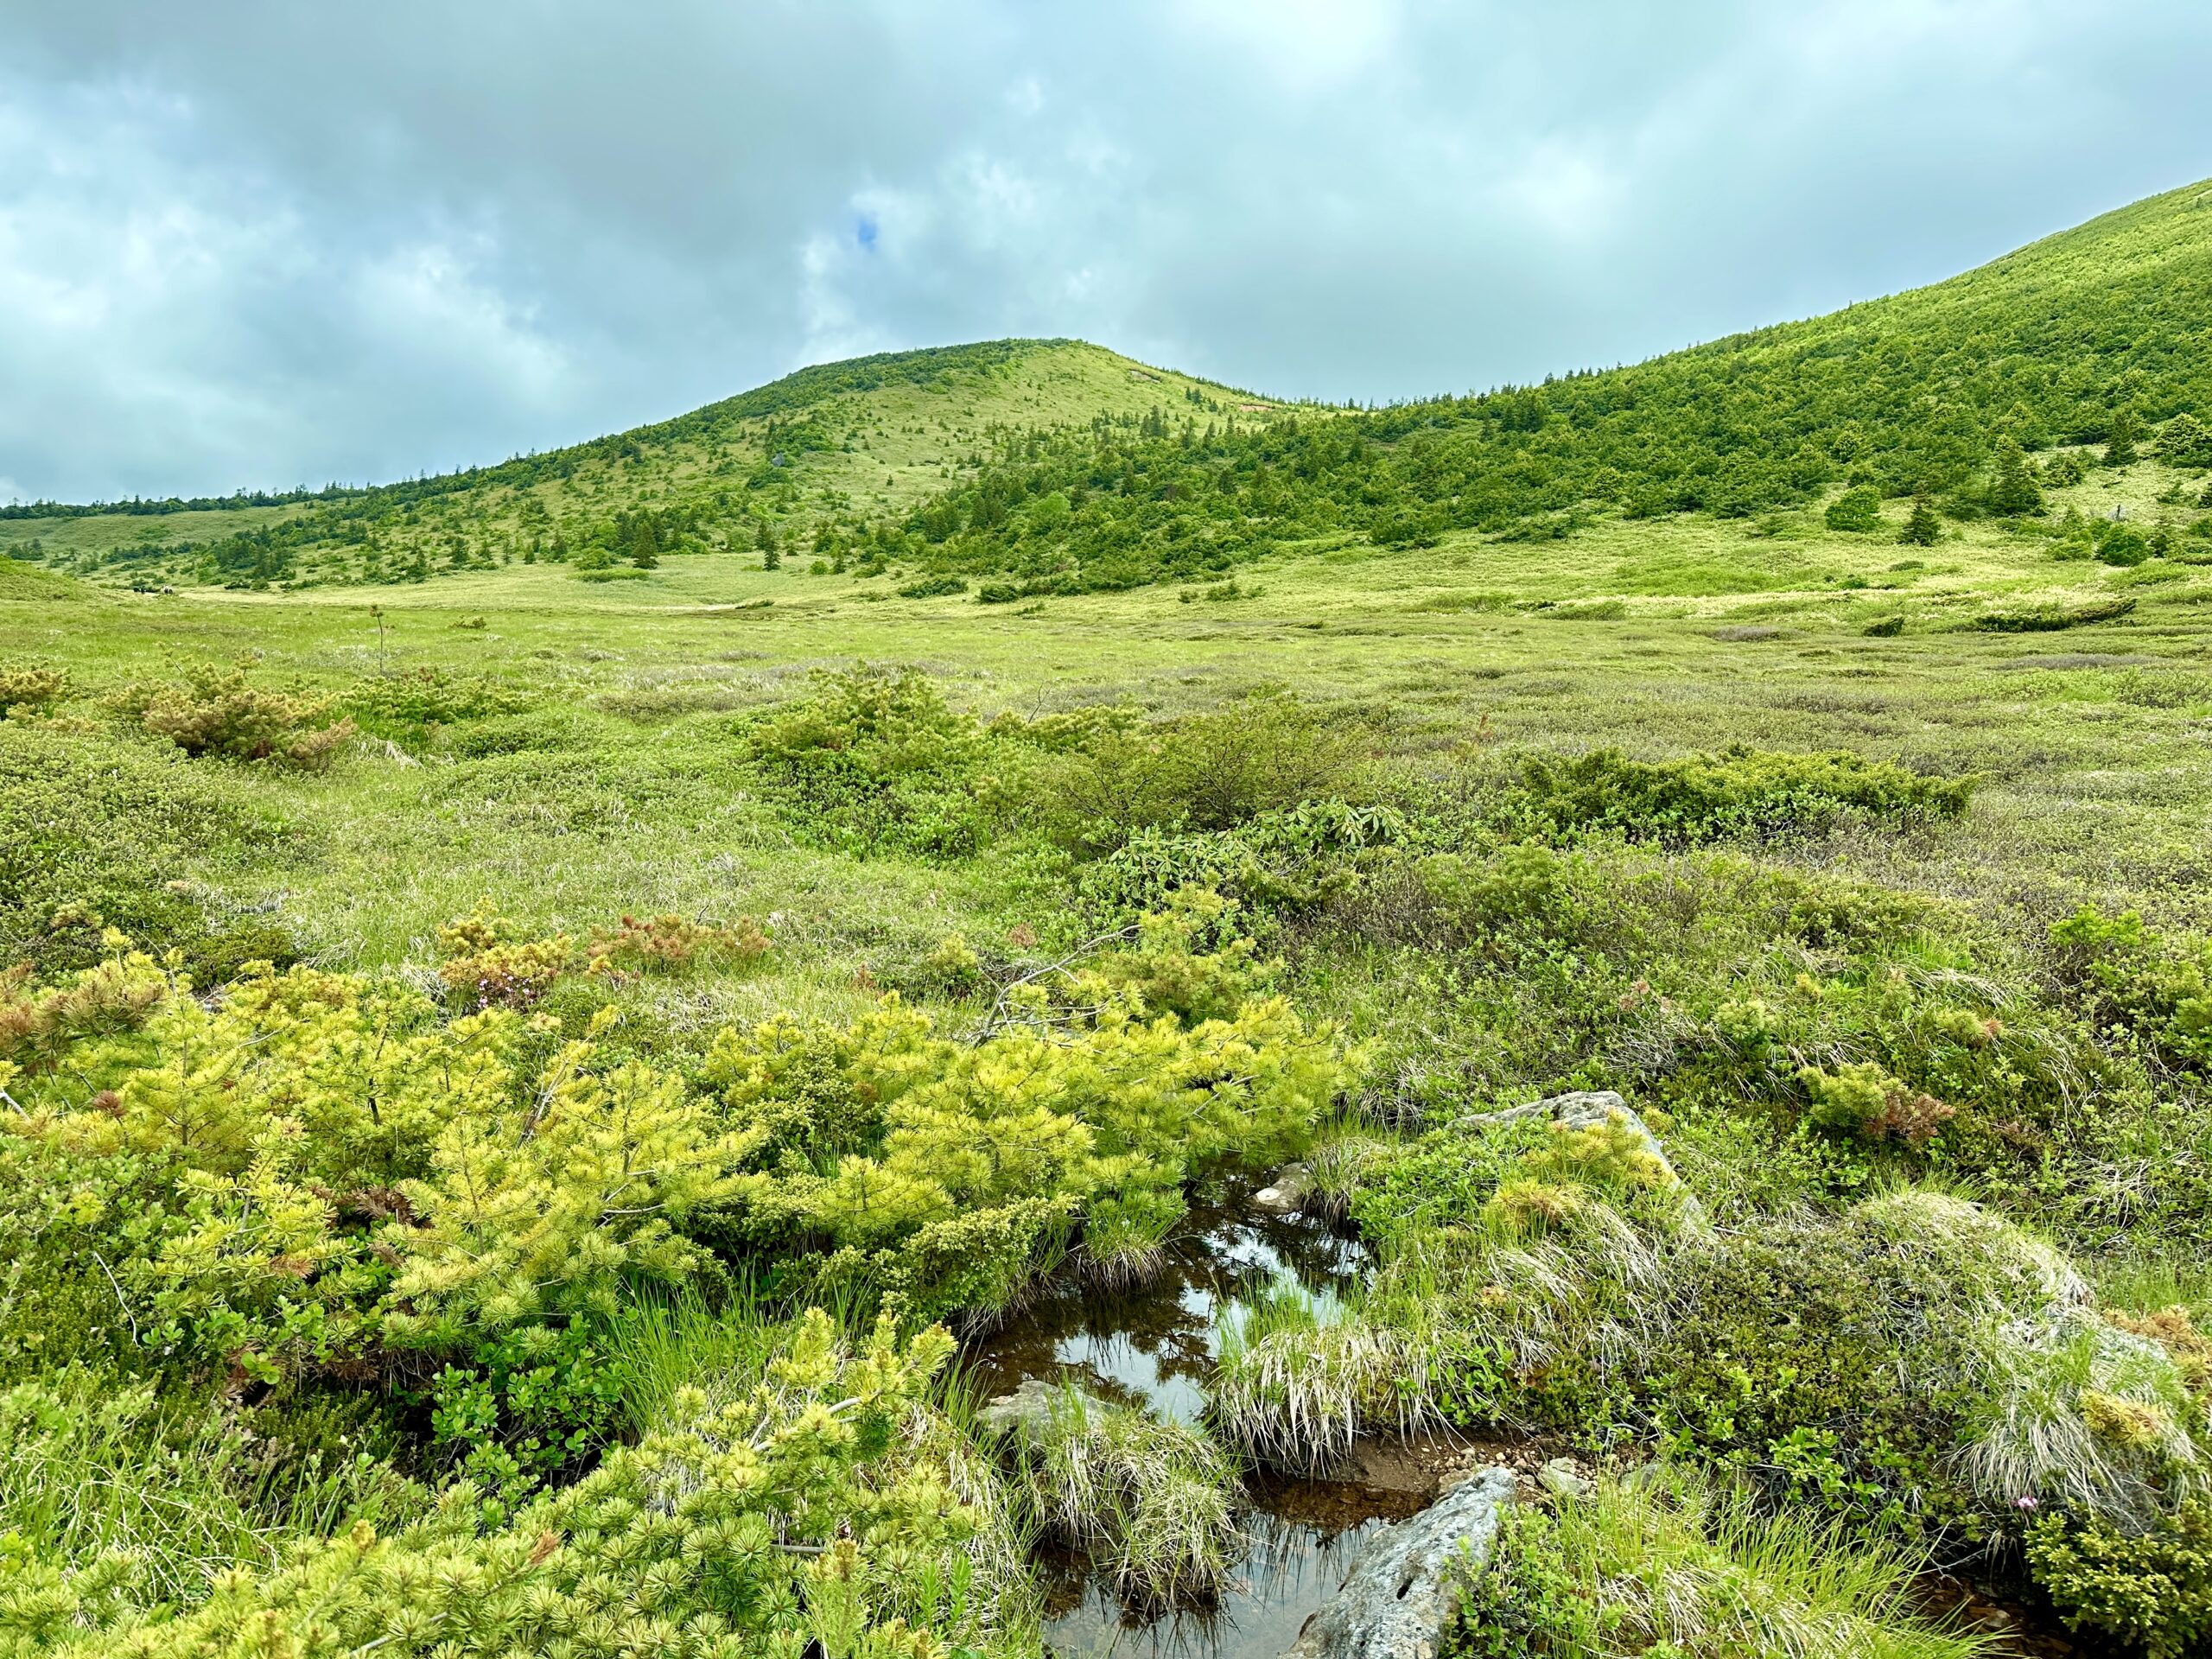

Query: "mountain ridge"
left=7, top=176, right=2212, bottom=593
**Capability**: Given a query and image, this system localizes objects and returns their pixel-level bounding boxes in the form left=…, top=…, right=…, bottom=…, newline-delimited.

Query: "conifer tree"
left=2105, top=408, right=2143, bottom=467
left=1898, top=485, right=1942, bottom=545
left=1988, top=444, right=2043, bottom=516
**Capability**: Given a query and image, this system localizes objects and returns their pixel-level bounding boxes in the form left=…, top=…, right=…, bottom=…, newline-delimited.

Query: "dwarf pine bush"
left=3, top=1313, right=1026, bottom=1659
left=116, top=661, right=354, bottom=769
left=1509, top=745, right=1973, bottom=844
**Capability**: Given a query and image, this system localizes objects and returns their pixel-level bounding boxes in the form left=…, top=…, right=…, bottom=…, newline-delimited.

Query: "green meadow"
left=6, top=182, right=2212, bottom=1658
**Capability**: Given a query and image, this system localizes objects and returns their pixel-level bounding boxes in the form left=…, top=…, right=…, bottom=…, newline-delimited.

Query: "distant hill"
left=890, top=178, right=2212, bottom=595
left=0, top=341, right=1293, bottom=590
left=9, top=178, right=2212, bottom=595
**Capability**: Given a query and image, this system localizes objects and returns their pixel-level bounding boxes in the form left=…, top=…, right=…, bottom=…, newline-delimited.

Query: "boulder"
left=1536, top=1456, right=1591, bottom=1498
left=1252, top=1163, right=1313, bottom=1215
left=976, top=1376, right=1067, bottom=1440
left=1453, top=1089, right=1675, bottom=1180
left=1285, top=1466, right=1517, bottom=1659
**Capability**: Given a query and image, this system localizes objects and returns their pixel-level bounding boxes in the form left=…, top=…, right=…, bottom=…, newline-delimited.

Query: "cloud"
left=3, top=0, right=2210, bottom=499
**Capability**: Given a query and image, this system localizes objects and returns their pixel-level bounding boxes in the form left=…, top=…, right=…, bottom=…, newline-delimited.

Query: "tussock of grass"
left=0, top=1369, right=419, bottom=1614
left=1002, top=1386, right=1241, bottom=1605
left=1961, top=1318, right=2209, bottom=1530
left=1213, top=1287, right=1423, bottom=1473
left=1462, top=1466, right=1999, bottom=1658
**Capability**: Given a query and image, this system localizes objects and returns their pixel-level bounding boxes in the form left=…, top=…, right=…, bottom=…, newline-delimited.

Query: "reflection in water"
left=964, top=1175, right=1367, bottom=1427
left=964, top=1175, right=1401, bottom=1659
left=1038, top=1491, right=1422, bottom=1659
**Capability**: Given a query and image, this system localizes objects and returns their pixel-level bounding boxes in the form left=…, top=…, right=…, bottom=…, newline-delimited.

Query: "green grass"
left=5, top=178, right=2212, bottom=1659
left=1460, top=1466, right=2001, bottom=1658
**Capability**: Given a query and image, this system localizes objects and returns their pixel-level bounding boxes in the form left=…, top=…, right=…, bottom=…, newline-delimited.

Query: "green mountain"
left=0, top=340, right=1290, bottom=589
left=9, top=178, right=2212, bottom=595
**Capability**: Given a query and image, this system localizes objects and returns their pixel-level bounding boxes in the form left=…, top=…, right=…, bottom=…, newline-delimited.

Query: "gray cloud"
left=3, top=0, right=2209, bottom=500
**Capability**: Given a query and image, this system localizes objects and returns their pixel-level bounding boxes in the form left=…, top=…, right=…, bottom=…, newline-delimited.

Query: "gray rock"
left=976, top=1377, right=1067, bottom=1440
left=1286, top=1466, right=1517, bottom=1659
left=1536, top=1457, right=1590, bottom=1498
left=1252, top=1164, right=1313, bottom=1215
left=1453, top=1089, right=1675, bottom=1179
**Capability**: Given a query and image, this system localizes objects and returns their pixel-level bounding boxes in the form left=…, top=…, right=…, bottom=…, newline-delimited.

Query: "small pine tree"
left=1987, top=444, right=2043, bottom=517
left=2105, top=409, right=2143, bottom=467
left=1898, top=486, right=1942, bottom=546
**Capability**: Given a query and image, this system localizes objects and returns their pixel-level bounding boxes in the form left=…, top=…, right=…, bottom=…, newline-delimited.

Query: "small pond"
left=964, top=1174, right=1434, bottom=1659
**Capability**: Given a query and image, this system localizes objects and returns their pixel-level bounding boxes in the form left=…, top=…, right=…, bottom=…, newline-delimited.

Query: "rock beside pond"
left=1285, top=1465, right=1517, bottom=1659
left=1454, top=1089, right=1675, bottom=1179
left=977, top=1376, right=1069, bottom=1440
left=1252, top=1164, right=1313, bottom=1215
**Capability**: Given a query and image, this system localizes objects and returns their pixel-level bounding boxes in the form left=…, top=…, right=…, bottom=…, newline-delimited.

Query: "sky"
left=4, top=2, right=2211, bottom=505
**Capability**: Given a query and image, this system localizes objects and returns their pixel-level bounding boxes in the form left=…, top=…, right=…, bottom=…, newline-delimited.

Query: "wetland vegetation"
left=5, top=181, right=2212, bottom=1657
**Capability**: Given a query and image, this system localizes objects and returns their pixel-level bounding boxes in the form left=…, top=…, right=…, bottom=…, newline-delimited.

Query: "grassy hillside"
left=0, top=340, right=1291, bottom=589
left=13, top=179, right=2211, bottom=601
left=887, top=178, right=2212, bottom=594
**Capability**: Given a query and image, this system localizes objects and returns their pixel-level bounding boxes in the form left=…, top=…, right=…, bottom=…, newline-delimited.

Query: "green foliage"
left=2049, top=904, right=2212, bottom=1071
left=0, top=1367, right=417, bottom=1627
left=0, top=663, right=67, bottom=715
left=701, top=917, right=1348, bottom=1319
left=0, top=724, right=300, bottom=976
left=1039, top=690, right=1370, bottom=855
left=1824, top=485, right=1885, bottom=531
left=2158, top=411, right=2212, bottom=468
left=1987, top=444, right=2044, bottom=516
left=1507, top=746, right=1971, bottom=844
left=742, top=666, right=999, bottom=858
left=346, top=665, right=532, bottom=741
left=7, top=1312, right=1023, bottom=1659
left=2099, top=523, right=2152, bottom=566
left=1000, top=1386, right=1241, bottom=1605
left=1899, top=485, right=1944, bottom=546
left=1454, top=1468, right=1996, bottom=1658
left=1973, top=594, right=2136, bottom=631
left=2026, top=1499, right=2212, bottom=1658
left=114, top=661, right=354, bottom=768
left=2107, top=408, right=2145, bottom=467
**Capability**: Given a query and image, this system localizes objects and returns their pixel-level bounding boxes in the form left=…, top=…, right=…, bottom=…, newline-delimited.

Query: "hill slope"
left=9, top=179, right=2212, bottom=596
left=887, top=178, right=2212, bottom=595
left=0, top=340, right=1293, bottom=589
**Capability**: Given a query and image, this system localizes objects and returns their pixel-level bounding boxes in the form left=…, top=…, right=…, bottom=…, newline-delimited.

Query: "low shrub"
left=435, top=903, right=575, bottom=1009
left=0, top=725, right=302, bottom=976
left=1508, top=745, right=1972, bottom=844
left=347, top=667, right=531, bottom=739
left=1825, top=484, right=1886, bottom=531
left=1974, top=595, right=2137, bottom=632
left=584, top=912, right=771, bottom=978
left=1038, top=690, right=1370, bottom=855
left=10, top=1313, right=1028, bottom=1659
left=2026, top=1498, right=2212, bottom=1658
left=0, top=663, right=67, bottom=716
left=2048, top=904, right=2212, bottom=1072
left=700, top=912, right=1348, bottom=1321
left=116, top=662, right=353, bottom=769
left=741, top=665, right=1002, bottom=858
